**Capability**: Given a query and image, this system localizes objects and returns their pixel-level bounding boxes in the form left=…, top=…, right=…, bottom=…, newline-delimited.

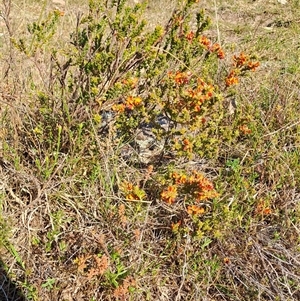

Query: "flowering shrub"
left=4, top=0, right=269, bottom=299
left=11, top=0, right=260, bottom=214
left=12, top=0, right=259, bottom=234
left=10, top=0, right=258, bottom=283
left=13, top=0, right=259, bottom=164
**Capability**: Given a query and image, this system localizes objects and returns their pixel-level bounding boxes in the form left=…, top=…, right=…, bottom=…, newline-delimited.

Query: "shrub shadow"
left=0, top=258, right=27, bottom=301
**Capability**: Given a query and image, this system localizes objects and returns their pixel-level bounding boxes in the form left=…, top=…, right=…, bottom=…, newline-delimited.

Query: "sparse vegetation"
left=0, top=0, right=299, bottom=300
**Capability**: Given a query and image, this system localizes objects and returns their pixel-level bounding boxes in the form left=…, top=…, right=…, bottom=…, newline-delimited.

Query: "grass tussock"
left=0, top=0, right=299, bottom=300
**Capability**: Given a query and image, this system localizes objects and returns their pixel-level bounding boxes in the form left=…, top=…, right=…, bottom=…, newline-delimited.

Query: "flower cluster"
left=233, top=52, right=248, bottom=68
left=199, top=35, right=211, bottom=49
left=226, top=52, right=260, bottom=87
left=161, top=170, right=219, bottom=207
left=161, top=185, right=177, bottom=204
left=211, top=43, right=225, bottom=59
left=182, top=138, right=193, bottom=152
left=233, top=52, right=259, bottom=71
left=255, top=200, right=272, bottom=216
left=186, top=78, right=215, bottom=112
left=168, top=70, right=192, bottom=86
left=225, top=70, right=239, bottom=87
left=120, top=181, right=146, bottom=201
left=75, top=254, right=110, bottom=279
left=173, top=170, right=219, bottom=201
left=186, top=31, right=195, bottom=42
left=187, top=204, right=205, bottom=216
left=168, top=72, right=215, bottom=114
left=171, top=220, right=182, bottom=233
left=112, top=96, right=142, bottom=113
left=239, top=124, right=251, bottom=135
left=198, top=35, right=225, bottom=59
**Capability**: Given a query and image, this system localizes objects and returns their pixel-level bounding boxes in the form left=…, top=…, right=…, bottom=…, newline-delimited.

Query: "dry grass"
left=0, top=0, right=299, bottom=300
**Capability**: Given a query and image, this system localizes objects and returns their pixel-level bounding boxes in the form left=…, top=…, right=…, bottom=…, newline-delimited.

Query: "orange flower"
left=196, top=176, right=215, bottom=191
left=113, top=276, right=136, bottom=299
left=75, top=254, right=110, bottom=279
left=125, top=96, right=142, bottom=110
left=239, top=124, right=251, bottom=135
left=247, top=61, right=260, bottom=71
left=172, top=172, right=179, bottom=179
left=211, top=43, right=225, bottom=59
left=182, top=138, right=193, bottom=151
left=187, top=89, right=196, bottom=99
left=126, top=193, right=136, bottom=201
left=168, top=170, right=219, bottom=204
left=122, top=181, right=133, bottom=191
left=186, top=31, right=195, bottom=42
left=233, top=53, right=259, bottom=71
left=185, top=171, right=219, bottom=201
left=226, top=76, right=238, bottom=87
left=172, top=172, right=187, bottom=184
left=161, top=185, right=177, bottom=204
left=225, top=70, right=239, bottom=87
left=263, top=208, right=272, bottom=215
left=112, top=103, right=126, bottom=113
left=187, top=205, right=205, bottom=216
left=174, top=71, right=190, bottom=85
left=122, top=77, right=138, bottom=88
left=233, top=52, right=248, bottom=68
left=194, top=105, right=201, bottom=112
left=199, top=35, right=211, bottom=49
left=217, top=49, right=225, bottom=59
left=120, top=181, right=145, bottom=201
left=196, top=189, right=219, bottom=201
left=205, top=90, right=213, bottom=98
left=255, top=200, right=272, bottom=216
left=112, top=97, right=141, bottom=112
